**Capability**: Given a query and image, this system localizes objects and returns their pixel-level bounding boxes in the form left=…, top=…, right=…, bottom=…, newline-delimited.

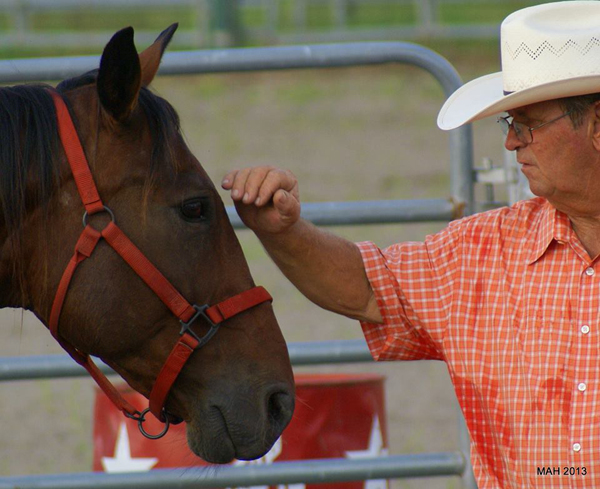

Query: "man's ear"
left=139, top=23, right=178, bottom=87
left=97, top=26, right=141, bottom=123
left=591, top=101, right=600, bottom=152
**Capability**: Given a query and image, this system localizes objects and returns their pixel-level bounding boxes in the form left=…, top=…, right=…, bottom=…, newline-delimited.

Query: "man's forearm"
left=256, top=218, right=382, bottom=323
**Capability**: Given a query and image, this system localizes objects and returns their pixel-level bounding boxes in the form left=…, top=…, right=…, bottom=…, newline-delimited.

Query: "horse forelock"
left=137, top=86, right=182, bottom=176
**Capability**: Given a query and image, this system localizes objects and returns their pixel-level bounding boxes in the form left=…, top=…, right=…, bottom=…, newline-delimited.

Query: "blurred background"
left=0, top=0, right=538, bottom=54
left=0, top=1, right=541, bottom=488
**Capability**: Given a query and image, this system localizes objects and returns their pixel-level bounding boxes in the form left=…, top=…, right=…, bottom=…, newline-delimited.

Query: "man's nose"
left=504, top=125, right=525, bottom=151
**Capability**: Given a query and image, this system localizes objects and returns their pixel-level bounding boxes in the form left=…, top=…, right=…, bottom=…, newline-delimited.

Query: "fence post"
left=9, top=0, right=29, bottom=45
left=332, top=0, right=348, bottom=28
left=293, top=0, right=307, bottom=30
left=194, top=0, right=210, bottom=48
left=414, top=0, right=434, bottom=36
left=210, top=0, right=244, bottom=47
left=458, top=409, right=478, bottom=488
left=263, top=0, right=279, bottom=41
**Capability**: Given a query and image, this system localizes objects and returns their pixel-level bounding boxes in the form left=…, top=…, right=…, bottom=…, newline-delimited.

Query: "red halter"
left=48, top=90, right=272, bottom=437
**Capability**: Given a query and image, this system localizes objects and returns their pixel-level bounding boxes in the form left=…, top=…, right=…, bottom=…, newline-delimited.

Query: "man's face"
left=504, top=100, right=600, bottom=213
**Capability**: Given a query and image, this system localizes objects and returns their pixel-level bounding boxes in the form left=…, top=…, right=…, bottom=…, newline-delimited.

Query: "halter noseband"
left=48, top=90, right=272, bottom=438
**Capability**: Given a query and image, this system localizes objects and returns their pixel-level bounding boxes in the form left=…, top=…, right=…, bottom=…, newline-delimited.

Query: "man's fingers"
left=256, top=169, right=298, bottom=207
left=221, top=169, right=238, bottom=190
left=222, top=167, right=257, bottom=202
left=242, top=167, right=273, bottom=205
left=223, top=167, right=297, bottom=208
left=222, top=167, right=269, bottom=202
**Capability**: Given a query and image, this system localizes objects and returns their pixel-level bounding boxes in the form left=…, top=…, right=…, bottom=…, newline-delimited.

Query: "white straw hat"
left=437, top=1, right=600, bottom=130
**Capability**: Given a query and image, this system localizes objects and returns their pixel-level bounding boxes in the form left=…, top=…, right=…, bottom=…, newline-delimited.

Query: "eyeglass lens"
left=498, top=117, right=530, bottom=143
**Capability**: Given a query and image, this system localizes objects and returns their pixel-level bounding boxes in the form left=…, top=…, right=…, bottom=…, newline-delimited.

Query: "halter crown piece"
left=48, top=90, right=273, bottom=439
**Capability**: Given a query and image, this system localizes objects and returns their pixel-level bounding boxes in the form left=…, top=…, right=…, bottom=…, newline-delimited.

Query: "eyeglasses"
left=497, top=110, right=574, bottom=144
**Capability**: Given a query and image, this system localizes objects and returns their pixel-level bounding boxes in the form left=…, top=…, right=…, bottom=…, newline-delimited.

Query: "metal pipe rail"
left=0, top=339, right=373, bottom=381
left=0, top=42, right=474, bottom=216
left=0, top=453, right=466, bottom=489
left=1, top=41, right=461, bottom=83
left=228, top=199, right=457, bottom=228
left=0, top=340, right=469, bottom=488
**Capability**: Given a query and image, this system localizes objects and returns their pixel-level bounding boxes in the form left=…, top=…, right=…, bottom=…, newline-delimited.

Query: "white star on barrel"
left=101, top=423, right=158, bottom=473
left=344, top=415, right=389, bottom=489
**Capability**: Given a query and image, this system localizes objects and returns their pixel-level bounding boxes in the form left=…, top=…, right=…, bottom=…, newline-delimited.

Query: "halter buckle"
left=179, top=304, right=221, bottom=349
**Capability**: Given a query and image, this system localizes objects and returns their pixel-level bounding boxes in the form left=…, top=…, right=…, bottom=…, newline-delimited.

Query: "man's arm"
left=222, top=166, right=382, bottom=323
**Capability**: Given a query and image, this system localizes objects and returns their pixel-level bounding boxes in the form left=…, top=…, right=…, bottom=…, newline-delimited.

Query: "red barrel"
left=93, top=373, right=388, bottom=489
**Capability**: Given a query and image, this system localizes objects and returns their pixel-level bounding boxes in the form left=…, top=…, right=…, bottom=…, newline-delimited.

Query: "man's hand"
left=222, top=166, right=381, bottom=323
left=221, top=166, right=301, bottom=234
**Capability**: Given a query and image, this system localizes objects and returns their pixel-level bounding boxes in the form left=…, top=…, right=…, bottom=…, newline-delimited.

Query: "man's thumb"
left=274, top=189, right=289, bottom=210
left=274, top=189, right=298, bottom=220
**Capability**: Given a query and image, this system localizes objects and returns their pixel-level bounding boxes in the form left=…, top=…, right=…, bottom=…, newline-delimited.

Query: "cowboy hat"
left=437, top=1, right=600, bottom=131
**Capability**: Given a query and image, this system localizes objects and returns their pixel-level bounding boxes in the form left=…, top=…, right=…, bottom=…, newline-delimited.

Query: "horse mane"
left=0, top=85, right=60, bottom=243
left=0, top=73, right=181, bottom=303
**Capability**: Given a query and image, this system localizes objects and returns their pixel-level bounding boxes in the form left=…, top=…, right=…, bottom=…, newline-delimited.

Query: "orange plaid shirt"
left=358, top=197, right=600, bottom=488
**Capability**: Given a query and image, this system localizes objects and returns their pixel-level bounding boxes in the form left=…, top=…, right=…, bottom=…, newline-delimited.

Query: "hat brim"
left=437, top=72, right=600, bottom=130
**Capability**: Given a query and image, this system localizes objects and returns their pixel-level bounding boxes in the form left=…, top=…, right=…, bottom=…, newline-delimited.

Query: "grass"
left=239, top=1, right=414, bottom=31
left=243, top=0, right=535, bottom=30
left=0, top=13, right=9, bottom=30
left=439, top=0, right=538, bottom=23
left=346, top=3, right=416, bottom=27
left=31, top=7, right=195, bottom=32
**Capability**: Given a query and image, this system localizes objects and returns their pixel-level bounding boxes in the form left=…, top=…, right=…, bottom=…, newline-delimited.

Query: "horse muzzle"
left=185, top=382, right=295, bottom=463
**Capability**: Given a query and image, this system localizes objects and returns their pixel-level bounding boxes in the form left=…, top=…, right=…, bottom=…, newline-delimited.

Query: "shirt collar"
left=527, top=200, right=572, bottom=265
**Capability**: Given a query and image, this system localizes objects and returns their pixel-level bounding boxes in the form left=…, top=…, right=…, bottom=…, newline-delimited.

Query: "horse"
left=0, top=24, right=294, bottom=464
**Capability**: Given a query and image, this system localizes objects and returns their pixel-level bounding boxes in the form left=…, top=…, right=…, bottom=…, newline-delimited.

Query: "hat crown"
left=501, top=1, right=600, bottom=93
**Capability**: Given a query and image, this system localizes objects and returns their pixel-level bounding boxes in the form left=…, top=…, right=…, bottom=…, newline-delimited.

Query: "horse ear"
left=139, top=23, right=178, bottom=87
left=97, top=26, right=142, bottom=122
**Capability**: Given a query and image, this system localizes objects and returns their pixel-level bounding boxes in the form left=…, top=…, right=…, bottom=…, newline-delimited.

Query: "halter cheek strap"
left=48, top=90, right=272, bottom=435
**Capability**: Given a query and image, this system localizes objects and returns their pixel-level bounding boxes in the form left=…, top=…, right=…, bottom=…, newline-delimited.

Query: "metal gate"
left=0, top=42, right=477, bottom=489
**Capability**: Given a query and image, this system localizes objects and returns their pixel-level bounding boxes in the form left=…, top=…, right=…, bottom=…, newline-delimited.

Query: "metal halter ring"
left=82, top=205, right=115, bottom=228
left=126, top=408, right=170, bottom=440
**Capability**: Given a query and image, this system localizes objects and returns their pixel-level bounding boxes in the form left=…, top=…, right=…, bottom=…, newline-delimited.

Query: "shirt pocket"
left=518, top=315, right=572, bottom=380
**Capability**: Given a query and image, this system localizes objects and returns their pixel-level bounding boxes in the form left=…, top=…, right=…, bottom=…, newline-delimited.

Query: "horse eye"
left=181, top=199, right=206, bottom=221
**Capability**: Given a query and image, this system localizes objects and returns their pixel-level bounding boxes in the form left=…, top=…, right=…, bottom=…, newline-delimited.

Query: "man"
left=222, top=2, right=600, bottom=487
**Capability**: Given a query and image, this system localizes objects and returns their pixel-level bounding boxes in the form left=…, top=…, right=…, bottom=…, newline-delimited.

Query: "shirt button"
left=573, top=443, right=582, bottom=452
left=581, top=325, right=590, bottom=334
left=578, top=383, right=587, bottom=392
left=585, top=267, right=595, bottom=276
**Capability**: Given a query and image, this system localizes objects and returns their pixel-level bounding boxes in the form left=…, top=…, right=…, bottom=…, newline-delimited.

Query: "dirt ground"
left=0, top=49, right=506, bottom=488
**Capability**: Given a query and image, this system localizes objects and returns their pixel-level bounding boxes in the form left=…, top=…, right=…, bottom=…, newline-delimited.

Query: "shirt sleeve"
left=356, top=224, right=461, bottom=362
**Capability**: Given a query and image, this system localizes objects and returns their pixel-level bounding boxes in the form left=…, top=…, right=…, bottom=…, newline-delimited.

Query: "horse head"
left=0, top=25, right=294, bottom=463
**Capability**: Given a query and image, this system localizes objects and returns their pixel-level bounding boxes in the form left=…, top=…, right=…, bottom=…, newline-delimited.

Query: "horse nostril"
left=267, top=390, right=294, bottom=429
